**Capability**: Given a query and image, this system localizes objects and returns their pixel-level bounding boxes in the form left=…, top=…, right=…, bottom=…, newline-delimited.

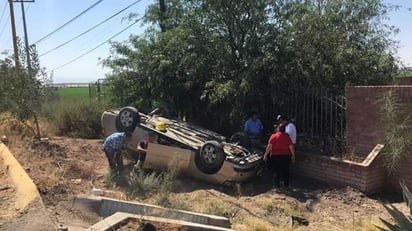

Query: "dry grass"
left=259, top=197, right=307, bottom=218
left=231, top=216, right=310, bottom=231
left=233, top=216, right=380, bottom=231
left=0, top=113, right=55, bottom=140
left=232, top=216, right=276, bottom=231
left=167, top=189, right=242, bottom=219
left=348, top=218, right=382, bottom=231
left=197, top=199, right=238, bottom=217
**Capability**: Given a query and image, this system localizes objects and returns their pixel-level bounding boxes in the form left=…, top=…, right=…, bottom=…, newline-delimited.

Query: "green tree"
left=0, top=39, right=52, bottom=139
left=103, top=0, right=399, bottom=135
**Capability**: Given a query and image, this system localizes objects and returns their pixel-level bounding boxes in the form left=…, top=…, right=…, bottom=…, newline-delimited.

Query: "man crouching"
left=103, top=131, right=133, bottom=174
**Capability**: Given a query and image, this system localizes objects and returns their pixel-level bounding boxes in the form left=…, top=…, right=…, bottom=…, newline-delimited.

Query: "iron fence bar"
left=319, top=88, right=323, bottom=138
left=329, top=90, right=333, bottom=140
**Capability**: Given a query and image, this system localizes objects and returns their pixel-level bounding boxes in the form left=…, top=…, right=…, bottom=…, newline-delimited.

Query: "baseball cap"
left=276, top=114, right=288, bottom=121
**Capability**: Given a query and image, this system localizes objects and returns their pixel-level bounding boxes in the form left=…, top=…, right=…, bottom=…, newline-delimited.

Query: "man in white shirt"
left=276, top=114, right=297, bottom=144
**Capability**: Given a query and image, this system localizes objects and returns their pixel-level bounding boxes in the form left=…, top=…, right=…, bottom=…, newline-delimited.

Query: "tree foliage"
left=103, top=0, right=399, bottom=135
left=0, top=38, right=52, bottom=139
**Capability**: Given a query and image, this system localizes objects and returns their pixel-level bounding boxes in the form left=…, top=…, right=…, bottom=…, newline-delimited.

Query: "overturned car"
left=101, top=106, right=263, bottom=185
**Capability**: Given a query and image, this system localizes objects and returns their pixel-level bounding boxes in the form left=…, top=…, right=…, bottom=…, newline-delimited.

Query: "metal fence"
left=87, top=79, right=346, bottom=154
left=88, top=79, right=112, bottom=104
left=269, top=86, right=346, bottom=155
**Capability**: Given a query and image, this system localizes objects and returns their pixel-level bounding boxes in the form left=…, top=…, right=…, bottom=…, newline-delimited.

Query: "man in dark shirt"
left=135, top=132, right=157, bottom=168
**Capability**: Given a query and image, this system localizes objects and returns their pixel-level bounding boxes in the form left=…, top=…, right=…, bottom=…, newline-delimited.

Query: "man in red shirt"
left=263, top=124, right=295, bottom=188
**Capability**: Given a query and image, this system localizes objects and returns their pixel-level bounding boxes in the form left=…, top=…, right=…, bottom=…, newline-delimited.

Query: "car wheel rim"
left=120, top=111, right=133, bottom=127
left=202, top=145, right=217, bottom=164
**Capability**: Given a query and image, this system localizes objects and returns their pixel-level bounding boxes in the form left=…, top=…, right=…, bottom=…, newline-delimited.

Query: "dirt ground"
left=1, top=134, right=409, bottom=231
left=119, top=219, right=182, bottom=231
left=0, top=166, right=18, bottom=227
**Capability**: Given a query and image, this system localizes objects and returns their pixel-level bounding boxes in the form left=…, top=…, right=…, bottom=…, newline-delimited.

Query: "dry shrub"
left=379, top=90, right=412, bottom=174
left=102, top=189, right=128, bottom=201
left=2, top=118, right=33, bottom=138
left=30, top=159, right=68, bottom=205
left=29, top=140, right=67, bottom=158
left=156, top=163, right=179, bottom=206
left=51, top=100, right=105, bottom=139
left=126, top=170, right=162, bottom=199
left=0, top=113, right=54, bottom=141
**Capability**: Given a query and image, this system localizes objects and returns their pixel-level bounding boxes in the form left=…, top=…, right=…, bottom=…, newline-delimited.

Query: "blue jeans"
left=104, top=148, right=124, bottom=173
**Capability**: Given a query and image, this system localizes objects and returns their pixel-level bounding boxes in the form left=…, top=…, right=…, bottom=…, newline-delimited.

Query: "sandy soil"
left=1, top=135, right=409, bottom=230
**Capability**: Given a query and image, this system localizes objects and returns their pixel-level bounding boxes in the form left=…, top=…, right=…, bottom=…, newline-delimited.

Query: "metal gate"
left=271, top=86, right=346, bottom=155
left=88, top=79, right=112, bottom=104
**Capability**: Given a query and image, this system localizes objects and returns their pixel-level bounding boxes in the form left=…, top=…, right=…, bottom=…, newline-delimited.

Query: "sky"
left=0, top=0, right=411, bottom=84
left=0, top=0, right=152, bottom=83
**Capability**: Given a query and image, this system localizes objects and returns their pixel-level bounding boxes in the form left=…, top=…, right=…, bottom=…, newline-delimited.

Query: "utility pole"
left=8, top=0, right=19, bottom=76
left=159, top=0, right=166, bottom=32
left=21, top=0, right=32, bottom=72
left=8, top=0, right=35, bottom=77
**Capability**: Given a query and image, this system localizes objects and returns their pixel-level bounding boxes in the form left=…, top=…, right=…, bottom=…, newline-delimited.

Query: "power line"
left=0, top=1, right=7, bottom=26
left=40, top=0, right=142, bottom=57
left=0, top=3, right=10, bottom=41
left=0, top=16, right=10, bottom=49
left=52, top=17, right=142, bottom=71
left=387, top=3, right=412, bottom=12
left=74, top=0, right=151, bottom=53
left=16, top=3, right=31, bottom=30
left=33, top=0, right=105, bottom=45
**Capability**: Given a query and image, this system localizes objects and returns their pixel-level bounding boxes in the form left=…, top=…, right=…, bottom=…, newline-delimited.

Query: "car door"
left=144, top=143, right=192, bottom=171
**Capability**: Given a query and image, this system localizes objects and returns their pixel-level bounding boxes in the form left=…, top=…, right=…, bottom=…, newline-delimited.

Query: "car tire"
left=195, top=141, right=226, bottom=175
left=115, top=106, right=139, bottom=132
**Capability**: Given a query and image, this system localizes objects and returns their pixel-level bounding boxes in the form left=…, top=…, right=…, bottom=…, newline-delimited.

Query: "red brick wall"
left=364, top=158, right=387, bottom=193
left=398, top=77, right=412, bottom=85
left=345, top=86, right=412, bottom=193
left=291, top=86, right=411, bottom=194
left=345, top=86, right=412, bottom=157
left=346, top=87, right=383, bottom=156
left=292, top=151, right=386, bottom=194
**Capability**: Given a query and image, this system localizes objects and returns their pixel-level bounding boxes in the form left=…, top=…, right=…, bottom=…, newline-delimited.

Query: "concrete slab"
left=72, top=196, right=233, bottom=229
left=0, top=143, right=38, bottom=209
left=88, top=212, right=233, bottom=231
left=0, top=143, right=56, bottom=231
left=100, top=197, right=231, bottom=228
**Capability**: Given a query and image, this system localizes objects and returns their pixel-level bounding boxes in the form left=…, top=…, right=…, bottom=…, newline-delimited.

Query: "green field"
left=58, top=87, right=90, bottom=101
left=397, top=70, right=412, bottom=78
left=57, top=86, right=113, bottom=104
